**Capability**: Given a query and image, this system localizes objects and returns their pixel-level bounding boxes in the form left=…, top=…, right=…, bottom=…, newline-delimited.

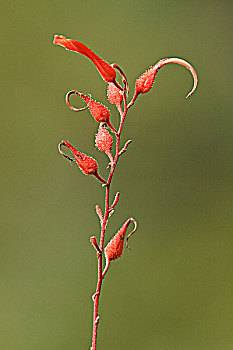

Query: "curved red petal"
left=53, top=35, right=116, bottom=83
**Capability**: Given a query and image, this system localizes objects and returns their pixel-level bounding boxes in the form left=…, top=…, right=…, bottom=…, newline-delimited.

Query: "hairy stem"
left=91, top=97, right=126, bottom=350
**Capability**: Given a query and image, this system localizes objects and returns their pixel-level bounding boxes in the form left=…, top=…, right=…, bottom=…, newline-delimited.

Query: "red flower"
left=53, top=35, right=117, bottom=84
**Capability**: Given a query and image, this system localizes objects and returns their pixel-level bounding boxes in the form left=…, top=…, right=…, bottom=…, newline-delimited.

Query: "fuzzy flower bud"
left=104, top=226, right=126, bottom=262
left=95, top=124, right=113, bottom=155
left=80, top=94, right=111, bottom=123
left=135, top=65, right=157, bottom=95
left=107, top=82, right=123, bottom=108
left=104, top=218, right=137, bottom=264
left=66, top=91, right=117, bottom=133
left=61, top=140, right=98, bottom=175
left=131, top=58, right=198, bottom=106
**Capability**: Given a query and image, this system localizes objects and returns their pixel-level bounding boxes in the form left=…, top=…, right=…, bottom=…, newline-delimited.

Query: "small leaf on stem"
left=90, top=236, right=102, bottom=255
left=119, top=140, right=132, bottom=156
left=109, top=192, right=120, bottom=211
left=95, top=205, right=103, bottom=223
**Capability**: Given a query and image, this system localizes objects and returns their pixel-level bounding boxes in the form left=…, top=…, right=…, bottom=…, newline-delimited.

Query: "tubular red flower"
left=132, top=57, right=198, bottom=104
left=53, top=35, right=117, bottom=83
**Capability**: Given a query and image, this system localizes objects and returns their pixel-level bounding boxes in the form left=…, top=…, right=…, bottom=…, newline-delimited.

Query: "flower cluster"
left=53, top=34, right=198, bottom=350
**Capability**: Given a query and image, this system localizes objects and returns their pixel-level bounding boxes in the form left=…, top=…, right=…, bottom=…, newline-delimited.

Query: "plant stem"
left=91, top=97, right=127, bottom=350
left=91, top=186, right=110, bottom=350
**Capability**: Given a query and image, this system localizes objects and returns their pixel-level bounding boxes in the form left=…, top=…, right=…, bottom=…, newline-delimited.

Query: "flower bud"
left=104, top=218, right=137, bottom=263
left=107, top=82, right=123, bottom=108
left=133, top=57, right=198, bottom=101
left=135, top=66, right=157, bottom=95
left=65, top=90, right=117, bottom=133
left=95, top=125, right=113, bottom=155
left=80, top=93, right=111, bottom=123
left=104, top=226, right=125, bottom=262
left=61, top=140, right=98, bottom=175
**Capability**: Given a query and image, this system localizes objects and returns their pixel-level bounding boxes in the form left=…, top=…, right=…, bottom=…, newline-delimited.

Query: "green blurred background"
left=1, top=0, right=232, bottom=349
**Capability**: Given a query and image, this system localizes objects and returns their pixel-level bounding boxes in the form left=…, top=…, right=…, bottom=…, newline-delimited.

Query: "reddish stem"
left=91, top=184, right=109, bottom=350
left=93, top=172, right=107, bottom=185
left=91, top=89, right=128, bottom=350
